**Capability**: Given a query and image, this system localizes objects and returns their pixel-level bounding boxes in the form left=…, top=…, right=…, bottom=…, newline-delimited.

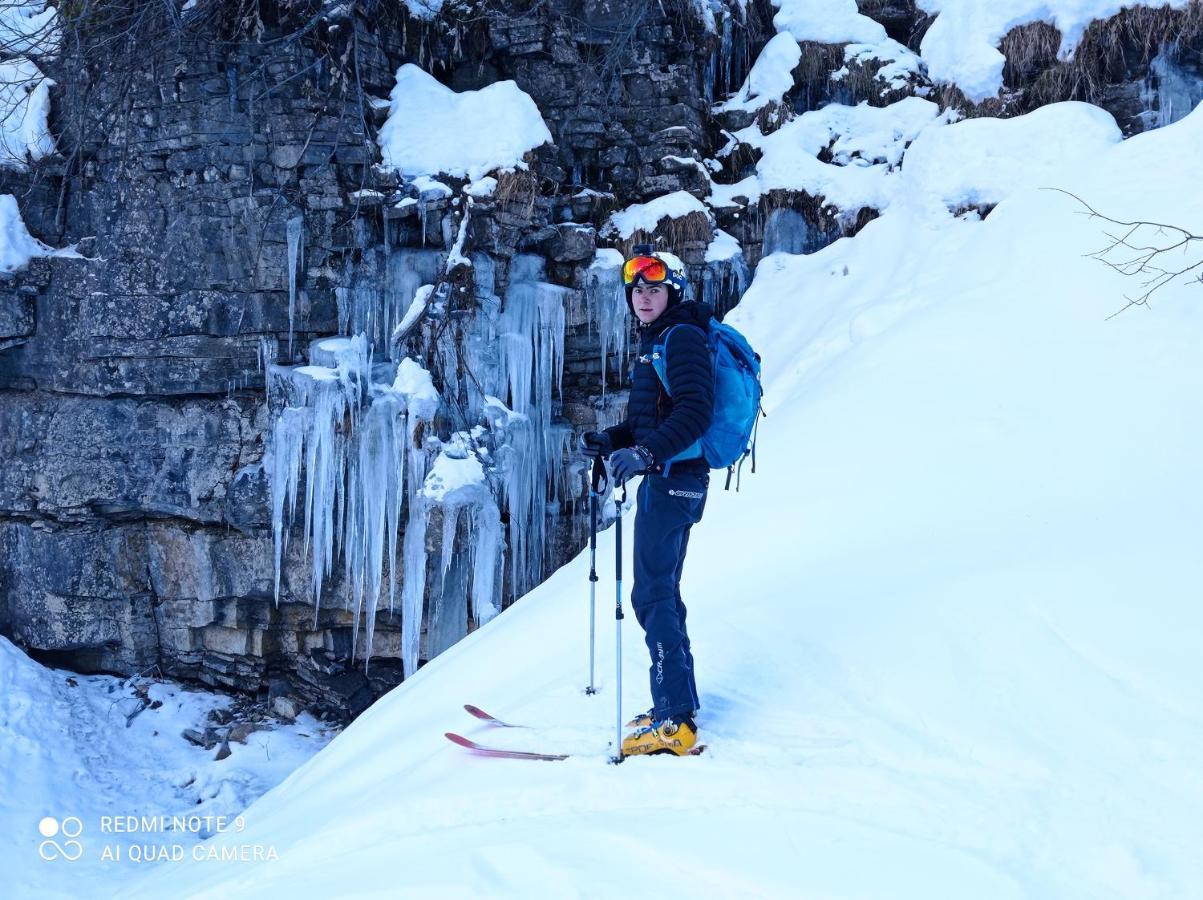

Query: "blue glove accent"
left=610, top=445, right=655, bottom=483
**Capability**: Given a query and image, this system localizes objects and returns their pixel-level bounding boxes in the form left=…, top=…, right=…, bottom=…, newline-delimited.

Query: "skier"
left=578, top=247, right=715, bottom=757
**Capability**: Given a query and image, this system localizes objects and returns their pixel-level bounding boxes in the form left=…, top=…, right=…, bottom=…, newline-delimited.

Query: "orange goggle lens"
left=622, top=256, right=668, bottom=286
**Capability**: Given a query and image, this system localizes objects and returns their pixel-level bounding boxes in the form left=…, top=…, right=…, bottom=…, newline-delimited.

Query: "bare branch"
left=1048, top=188, right=1203, bottom=317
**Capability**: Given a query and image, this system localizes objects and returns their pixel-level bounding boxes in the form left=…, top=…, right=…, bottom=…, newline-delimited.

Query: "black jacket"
left=605, top=301, right=715, bottom=473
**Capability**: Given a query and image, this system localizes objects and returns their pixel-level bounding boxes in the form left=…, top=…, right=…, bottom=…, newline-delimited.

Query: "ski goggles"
left=622, top=255, right=669, bottom=286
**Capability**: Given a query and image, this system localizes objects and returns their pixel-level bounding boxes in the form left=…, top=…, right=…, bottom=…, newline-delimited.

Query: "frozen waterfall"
left=267, top=333, right=441, bottom=675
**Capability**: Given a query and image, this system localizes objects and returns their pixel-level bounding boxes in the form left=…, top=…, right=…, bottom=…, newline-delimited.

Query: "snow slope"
left=1, top=640, right=334, bottom=900
left=120, top=104, right=1203, bottom=898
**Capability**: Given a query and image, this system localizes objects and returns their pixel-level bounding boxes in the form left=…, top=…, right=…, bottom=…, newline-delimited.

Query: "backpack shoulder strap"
left=651, top=323, right=709, bottom=397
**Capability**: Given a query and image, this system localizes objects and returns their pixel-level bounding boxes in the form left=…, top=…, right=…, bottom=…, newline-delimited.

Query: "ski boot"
left=626, top=708, right=697, bottom=730
left=625, top=708, right=655, bottom=730
left=621, top=715, right=699, bottom=757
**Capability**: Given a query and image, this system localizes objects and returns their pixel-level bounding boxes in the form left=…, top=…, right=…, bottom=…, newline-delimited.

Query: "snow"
left=392, top=356, right=440, bottom=420
left=123, top=102, right=1203, bottom=900
left=902, top=101, right=1123, bottom=208
left=836, top=38, right=927, bottom=93
left=380, top=64, right=553, bottom=181
left=410, top=174, right=452, bottom=198
left=392, top=282, right=433, bottom=342
left=0, top=637, right=333, bottom=899
left=704, top=227, right=742, bottom=261
left=771, top=0, right=886, bottom=44
left=0, top=193, right=53, bottom=271
left=602, top=190, right=713, bottom=239
left=715, top=32, right=801, bottom=114
left=713, top=98, right=1125, bottom=219
left=465, top=175, right=498, bottom=197
left=423, top=450, right=486, bottom=503
left=0, top=57, right=55, bottom=169
left=0, top=1, right=58, bottom=56
left=307, top=336, right=359, bottom=368
left=917, top=0, right=1194, bottom=102
left=727, top=96, right=942, bottom=212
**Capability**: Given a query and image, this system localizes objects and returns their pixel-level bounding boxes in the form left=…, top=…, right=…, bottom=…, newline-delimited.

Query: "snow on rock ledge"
left=380, top=64, right=553, bottom=181
left=723, top=97, right=943, bottom=214
left=771, top=0, right=887, bottom=44
left=716, top=32, right=802, bottom=115
left=0, top=194, right=55, bottom=272
left=917, top=0, right=1194, bottom=102
left=602, top=190, right=714, bottom=239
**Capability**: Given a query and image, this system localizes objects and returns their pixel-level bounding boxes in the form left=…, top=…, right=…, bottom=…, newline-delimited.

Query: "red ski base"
left=463, top=704, right=525, bottom=728
left=444, top=732, right=568, bottom=761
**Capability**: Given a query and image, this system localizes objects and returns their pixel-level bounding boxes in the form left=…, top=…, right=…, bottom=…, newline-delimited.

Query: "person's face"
left=630, top=282, right=670, bottom=324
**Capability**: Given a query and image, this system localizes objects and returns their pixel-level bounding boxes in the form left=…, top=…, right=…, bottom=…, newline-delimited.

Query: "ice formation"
left=267, top=233, right=583, bottom=675
left=286, top=214, right=304, bottom=358
left=493, top=254, right=572, bottom=597
left=336, top=248, right=443, bottom=358
left=584, top=249, right=629, bottom=396
left=267, top=332, right=446, bottom=674
left=1142, top=48, right=1203, bottom=131
left=702, top=230, right=751, bottom=318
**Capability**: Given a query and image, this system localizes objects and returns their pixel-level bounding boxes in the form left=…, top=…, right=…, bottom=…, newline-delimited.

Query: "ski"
left=463, top=704, right=525, bottom=728
left=451, top=706, right=707, bottom=760
left=444, top=732, right=568, bottom=761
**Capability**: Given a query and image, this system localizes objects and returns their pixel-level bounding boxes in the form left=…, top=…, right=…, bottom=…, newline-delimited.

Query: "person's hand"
left=577, top=431, right=613, bottom=459
left=610, top=445, right=654, bottom=482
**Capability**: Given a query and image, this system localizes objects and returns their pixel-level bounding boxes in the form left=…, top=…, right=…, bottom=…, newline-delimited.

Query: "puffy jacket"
left=604, top=301, right=715, bottom=474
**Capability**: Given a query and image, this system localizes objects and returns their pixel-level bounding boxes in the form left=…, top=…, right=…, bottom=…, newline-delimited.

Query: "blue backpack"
left=651, top=320, right=764, bottom=489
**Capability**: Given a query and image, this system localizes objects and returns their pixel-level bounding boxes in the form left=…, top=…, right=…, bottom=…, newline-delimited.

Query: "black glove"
left=577, top=431, right=613, bottom=459
left=610, top=445, right=655, bottom=482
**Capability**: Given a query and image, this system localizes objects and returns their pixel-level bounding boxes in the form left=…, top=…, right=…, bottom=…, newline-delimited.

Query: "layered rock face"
left=0, top=0, right=1198, bottom=719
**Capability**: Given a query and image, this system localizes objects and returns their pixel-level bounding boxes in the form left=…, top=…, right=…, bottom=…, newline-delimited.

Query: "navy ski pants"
left=631, top=468, right=709, bottom=721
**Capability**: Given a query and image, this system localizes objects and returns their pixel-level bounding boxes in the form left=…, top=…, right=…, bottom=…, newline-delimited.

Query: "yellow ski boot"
left=625, top=708, right=655, bottom=729
left=621, top=716, right=699, bottom=758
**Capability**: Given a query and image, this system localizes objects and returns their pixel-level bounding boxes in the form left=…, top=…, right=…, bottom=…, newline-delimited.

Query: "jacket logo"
left=668, top=489, right=703, bottom=499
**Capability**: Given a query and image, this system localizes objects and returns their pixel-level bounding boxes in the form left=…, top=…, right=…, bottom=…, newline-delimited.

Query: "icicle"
left=286, top=214, right=305, bottom=359
left=586, top=250, right=628, bottom=397
left=470, top=494, right=503, bottom=625
left=494, top=254, right=572, bottom=598
left=266, top=342, right=437, bottom=674
left=1142, top=46, right=1203, bottom=131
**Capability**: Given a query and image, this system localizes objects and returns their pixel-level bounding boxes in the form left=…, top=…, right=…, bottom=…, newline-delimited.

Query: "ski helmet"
left=623, top=244, right=689, bottom=310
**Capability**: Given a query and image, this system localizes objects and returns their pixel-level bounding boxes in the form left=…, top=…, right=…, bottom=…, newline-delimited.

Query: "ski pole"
left=613, top=475, right=628, bottom=762
left=586, top=456, right=606, bottom=695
